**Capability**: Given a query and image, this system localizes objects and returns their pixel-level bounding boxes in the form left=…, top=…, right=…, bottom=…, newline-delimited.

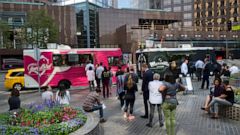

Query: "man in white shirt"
left=229, top=64, right=239, bottom=75
left=181, top=59, right=189, bottom=77
left=195, top=59, right=204, bottom=81
left=96, top=62, right=104, bottom=88
left=85, top=60, right=94, bottom=71
left=146, top=73, right=164, bottom=128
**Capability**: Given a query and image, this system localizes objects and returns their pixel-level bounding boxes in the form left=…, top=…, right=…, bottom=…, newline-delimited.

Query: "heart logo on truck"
left=24, top=52, right=53, bottom=86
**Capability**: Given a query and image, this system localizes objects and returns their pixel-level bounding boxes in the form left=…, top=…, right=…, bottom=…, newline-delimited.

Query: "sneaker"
left=159, top=123, right=164, bottom=127
left=128, top=115, right=135, bottom=120
left=100, top=118, right=106, bottom=123
left=146, top=123, right=152, bottom=128
left=123, top=113, right=128, bottom=119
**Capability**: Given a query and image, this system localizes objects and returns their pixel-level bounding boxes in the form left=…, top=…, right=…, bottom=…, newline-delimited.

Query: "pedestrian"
left=195, top=59, right=204, bottom=81
left=165, top=61, right=179, bottom=81
left=123, top=73, right=138, bottom=120
left=83, top=88, right=106, bottom=123
left=159, top=75, right=185, bottom=135
left=85, top=60, right=94, bottom=71
left=229, top=64, right=239, bottom=75
left=221, top=65, right=230, bottom=77
left=108, top=67, right=113, bottom=95
left=146, top=73, right=164, bottom=128
left=203, top=80, right=234, bottom=119
left=55, top=85, right=70, bottom=105
left=102, top=66, right=111, bottom=98
left=124, top=66, right=138, bottom=84
left=42, top=86, right=54, bottom=102
left=8, top=88, right=21, bottom=111
left=96, top=62, right=104, bottom=88
left=180, top=59, right=189, bottom=77
left=116, top=66, right=124, bottom=77
left=87, top=66, right=95, bottom=91
left=116, top=69, right=125, bottom=108
left=201, top=58, right=211, bottom=89
left=141, top=64, right=153, bottom=119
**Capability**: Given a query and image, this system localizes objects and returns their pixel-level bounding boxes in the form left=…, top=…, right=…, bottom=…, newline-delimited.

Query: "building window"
left=173, top=0, right=181, bottom=4
left=183, top=0, right=192, bottom=3
left=184, top=5, right=192, bottom=11
left=184, top=13, right=192, bottom=19
left=164, top=7, right=172, bottom=11
left=173, top=6, right=181, bottom=12
left=163, top=0, right=171, bottom=6
left=184, top=21, right=192, bottom=26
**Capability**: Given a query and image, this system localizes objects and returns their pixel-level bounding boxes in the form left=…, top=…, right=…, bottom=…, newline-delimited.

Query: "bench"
left=219, top=104, right=240, bottom=121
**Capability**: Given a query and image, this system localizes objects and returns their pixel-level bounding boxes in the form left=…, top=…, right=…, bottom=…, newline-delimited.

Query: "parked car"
left=4, top=68, right=24, bottom=91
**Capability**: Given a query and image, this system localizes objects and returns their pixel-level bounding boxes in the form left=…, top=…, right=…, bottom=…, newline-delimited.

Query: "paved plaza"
left=0, top=73, right=240, bottom=135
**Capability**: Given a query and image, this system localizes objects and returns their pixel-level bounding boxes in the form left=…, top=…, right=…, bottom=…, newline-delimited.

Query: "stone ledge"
left=219, top=104, right=240, bottom=121
left=70, top=113, right=100, bottom=135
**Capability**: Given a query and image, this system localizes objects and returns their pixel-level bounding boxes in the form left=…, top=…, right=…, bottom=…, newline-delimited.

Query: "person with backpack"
left=123, top=74, right=138, bottom=120
left=102, top=66, right=111, bottom=98
left=116, top=70, right=125, bottom=108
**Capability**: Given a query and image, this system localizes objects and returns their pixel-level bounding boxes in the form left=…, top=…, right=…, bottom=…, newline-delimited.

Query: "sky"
left=118, top=0, right=130, bottom=8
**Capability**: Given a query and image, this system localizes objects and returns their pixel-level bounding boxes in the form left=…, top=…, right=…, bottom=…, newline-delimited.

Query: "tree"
left=24, top=10, right=58, bottom=48
left=0, top=20, right=11, bottom=48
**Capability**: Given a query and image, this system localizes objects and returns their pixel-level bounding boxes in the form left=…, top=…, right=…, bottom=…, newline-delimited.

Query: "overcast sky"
left=118, top=0, right=130, bottom=8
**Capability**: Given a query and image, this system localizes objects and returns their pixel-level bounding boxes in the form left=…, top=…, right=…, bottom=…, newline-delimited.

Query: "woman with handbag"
left=123, top=74, right=138, bottom=120
left=159, top=75, right=185, bottom=135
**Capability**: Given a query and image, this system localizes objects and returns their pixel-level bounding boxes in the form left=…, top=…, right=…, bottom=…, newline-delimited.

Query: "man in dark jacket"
left=201, top=58, right=211, bottom=89
left=141, top=64, right=153, bottom=118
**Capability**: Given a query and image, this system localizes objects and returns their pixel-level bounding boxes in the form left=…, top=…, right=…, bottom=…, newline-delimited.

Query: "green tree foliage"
left=0, top=20, right=11, bottom=48
left=24, top=10, right=58, bottom=48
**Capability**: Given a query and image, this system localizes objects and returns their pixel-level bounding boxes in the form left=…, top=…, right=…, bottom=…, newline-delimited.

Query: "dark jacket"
left=141, top=69, right=153, bottom=92
left=8, top=96, right=21, bottom=111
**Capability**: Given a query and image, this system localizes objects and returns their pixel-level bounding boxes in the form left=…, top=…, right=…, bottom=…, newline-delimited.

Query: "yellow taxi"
left=4, top=68, right=24, bottom=91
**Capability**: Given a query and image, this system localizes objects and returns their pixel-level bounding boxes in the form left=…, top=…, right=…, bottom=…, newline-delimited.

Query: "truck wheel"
left=13, top=83, right=23, bottom=91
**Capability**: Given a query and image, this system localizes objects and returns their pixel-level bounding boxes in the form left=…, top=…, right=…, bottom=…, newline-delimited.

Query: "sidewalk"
left=83, top=80, right=240, bottom=135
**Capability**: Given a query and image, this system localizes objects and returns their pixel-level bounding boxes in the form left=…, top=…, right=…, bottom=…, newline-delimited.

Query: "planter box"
left=219, top=104, right=240, bottom=121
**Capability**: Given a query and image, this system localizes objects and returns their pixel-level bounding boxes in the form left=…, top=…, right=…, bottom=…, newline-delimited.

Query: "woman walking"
left=159, top=75, right=185, bottom=135
left=123, top=74, right=138, bottom=120
left=102, top=66, right=111, bottom=98
left=146, top=73, right=164, bottom=128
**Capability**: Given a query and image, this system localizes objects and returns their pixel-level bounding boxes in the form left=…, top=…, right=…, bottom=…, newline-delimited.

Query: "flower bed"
left=0, top=101, right=87, bottom=135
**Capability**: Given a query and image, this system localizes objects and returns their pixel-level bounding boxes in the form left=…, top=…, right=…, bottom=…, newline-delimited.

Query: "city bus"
left=136, top=46, right=219, bottom=79
left=24, top=48, right=127, bottom=89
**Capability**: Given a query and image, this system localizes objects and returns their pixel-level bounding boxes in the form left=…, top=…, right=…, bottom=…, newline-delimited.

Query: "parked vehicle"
left=24, top=48, right=127, bottom=89
left=4, top=68, right=24, bottom=91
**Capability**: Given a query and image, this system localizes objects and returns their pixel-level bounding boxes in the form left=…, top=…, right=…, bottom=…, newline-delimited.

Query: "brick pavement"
left=96, top=80, right=240, bottom=135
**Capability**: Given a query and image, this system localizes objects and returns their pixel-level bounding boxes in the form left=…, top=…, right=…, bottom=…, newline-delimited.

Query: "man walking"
left=201, top=58, right=211, bottom=89
left=96, top=62, right=104, bottom=88
left=195, top=59, right=204, bottom=81
left=181, top=59, right=189, bottom=77
left=141, top=64, right=153, bottom=119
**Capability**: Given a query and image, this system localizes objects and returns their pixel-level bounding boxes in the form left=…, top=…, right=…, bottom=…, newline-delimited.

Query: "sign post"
left=34, top=47, right=41, bottom=94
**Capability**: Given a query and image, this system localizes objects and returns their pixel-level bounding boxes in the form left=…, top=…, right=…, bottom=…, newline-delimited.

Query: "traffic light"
left=227, top=21, right=232, bottom=31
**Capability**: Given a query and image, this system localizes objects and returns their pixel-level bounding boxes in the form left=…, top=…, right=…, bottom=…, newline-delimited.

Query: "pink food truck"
left=24, top=48, right=127, bottom=89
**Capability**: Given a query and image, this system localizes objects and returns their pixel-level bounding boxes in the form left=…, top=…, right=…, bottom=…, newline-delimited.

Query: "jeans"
left=201, top=74, right=209, bottom=89
left=91, top=104, right=103, bottom=118
left=89, top=81, right=94, bottom=91
left=149, top=103, right=163, bottom=126
left=103, top=80, right=109, bottom=98
left=119, top=92, right=125, bottom=108
left=196, top=68, right=202, bottom=81
left=143, top=91, right=149, bottom=116
left=209, top=98, right=232, bottom=114
left=96, top=78, right=101, bottom=88
left=162, top=102, right=177, bottom=135
left=124, top=99, right=135, bottom=114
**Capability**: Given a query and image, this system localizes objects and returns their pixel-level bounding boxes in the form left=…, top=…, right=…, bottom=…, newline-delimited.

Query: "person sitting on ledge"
left=202, top=80, right=234, bottom=119
left=83, top=88, right=106, bottom=123
left=201, top=78, right=224, bottom=113
left=8, top=88, right=21, bottom=111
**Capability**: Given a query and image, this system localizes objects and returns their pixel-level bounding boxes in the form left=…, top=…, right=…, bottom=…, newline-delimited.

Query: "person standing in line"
left=41, top=86, right=54, bottom=102
left=55, top=85, right=70, bottom=105
left=8, top=88, right=21, bottom=111
left=87, top=66, right=95, bottom=91
left=124, top=66, right=138, bottom=84
left=195, top=59, right=204, bottom=81
left=201, top=58, right=211, bottom=89
left=116, top=66, right=124, bottom=77
left=146, top=73, right=164, bottom=128
left=102, top=66, right=111, bottom=98
left=116, top=69, right=125, bottom=108
left=123, top=74, right=138, bottom=120
left=108, top=67, right=113, bottom=95
left=180, top=59, right=189, bottom=77
left=159, top=75, right=185, bottom=135
left=141, top=64, right=153, bottom=119
left=83, top=88, right=106, bottom=123
left=96, top=62, right=104, bottom=88
left=85, top=60, right=94, bottom=71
